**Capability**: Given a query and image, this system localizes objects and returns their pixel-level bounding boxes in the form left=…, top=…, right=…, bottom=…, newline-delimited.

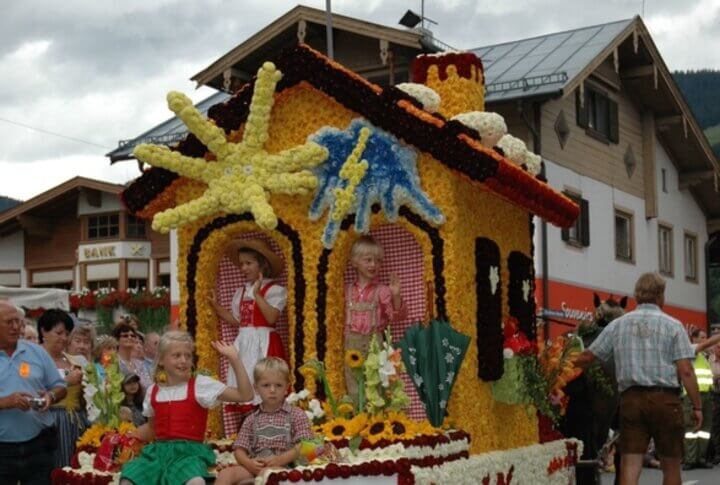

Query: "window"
left=561, top=192, right=590, bottom=247
left=576, top=85, right=619, bottom=143
left=685, top=233, right=698, bottom=282
left=34, top=282, right=73, bottom=290
left=615, top=210, right=634, bottom=262
left=158, top=274, right=171, bottom=288
left=661, top=169, right=667, bottom=193
left=128, top=278, right=148, bottom=290
left=658, top=225, right=673, bottom=276
left=87, top=279, right=118, bottom=291
left=88, top=214, right=119, bottom=240
left=126, top=215, right=146, bottom=238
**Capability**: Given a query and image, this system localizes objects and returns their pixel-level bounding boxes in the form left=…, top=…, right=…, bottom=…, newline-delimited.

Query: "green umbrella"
left=396, top=320, right=470, bottom=426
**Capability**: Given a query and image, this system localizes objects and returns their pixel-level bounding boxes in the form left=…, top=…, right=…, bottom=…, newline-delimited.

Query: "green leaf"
left=348, top=435, right=362, bottom=454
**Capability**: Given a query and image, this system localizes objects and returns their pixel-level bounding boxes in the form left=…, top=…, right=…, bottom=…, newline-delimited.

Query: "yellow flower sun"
left=361, top=415, right=393, bottom=444
left=344, top=349, right=364, bottom=369
left=385, top=411, right=417, bottom=440
left=133, top=62, right=329, bottom=233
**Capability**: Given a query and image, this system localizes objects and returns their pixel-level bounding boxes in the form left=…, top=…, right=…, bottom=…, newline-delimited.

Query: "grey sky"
left=1, top=0, right=718, bottom=200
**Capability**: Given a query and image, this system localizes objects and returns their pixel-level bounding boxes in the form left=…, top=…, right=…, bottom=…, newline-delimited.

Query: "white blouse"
left=142, top=375, right=226, bottom=417
left=230, top=281, right=288, bottom=322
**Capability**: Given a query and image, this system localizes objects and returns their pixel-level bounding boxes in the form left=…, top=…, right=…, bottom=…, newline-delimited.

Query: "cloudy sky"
left=2, top=0, right=719, bottom=201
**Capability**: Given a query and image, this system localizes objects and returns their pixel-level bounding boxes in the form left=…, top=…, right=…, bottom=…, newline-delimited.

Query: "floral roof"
left=123, top=44, right=578, bottom=228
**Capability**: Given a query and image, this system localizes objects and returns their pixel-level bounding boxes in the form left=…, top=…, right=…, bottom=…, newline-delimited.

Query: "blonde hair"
left=154, top=331, right=195, bottom=384
left=253, top=357, right=289, bottom=383
left=634, top=272, right=666, bottom=304
left=350, top=235, right=384, bottom=261
left=70, top=323, right=97, bottom=349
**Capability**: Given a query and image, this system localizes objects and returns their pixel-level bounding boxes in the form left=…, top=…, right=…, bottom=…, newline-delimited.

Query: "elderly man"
left=0, top=299, right=67, bottom=484
left=575, top=273, right=701, bottom=485
left=143, top=331, right=160, bottom=374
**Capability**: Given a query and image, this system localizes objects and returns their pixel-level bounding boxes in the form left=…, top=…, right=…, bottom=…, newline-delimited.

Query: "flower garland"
left=451, top=111, right=507, bottom=148
left=410, top=438, right=582, bottom=485
left=394, top=83, right=441, bottom=112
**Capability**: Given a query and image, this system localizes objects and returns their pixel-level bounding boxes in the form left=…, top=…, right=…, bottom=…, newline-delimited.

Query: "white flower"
left=378, top=349, right=397, bottom=387
left=285, top=392, right=299, bottom=404
left=497, top=134, right=527, bottom=163
left=503, top=348, right=515, bottom=359
left=524, top=151, right=542, bottom=176
left=395, top=83, right=441, bottom=112
left=413, top=374, right=424, bottom=387
left=444, top=353, right=455, bottom=364
left=409, top=355, right=417, bottom=366
left=451, top=111, right=507, bottom=147
left=446, top=371, right=455, bottom=384
left=308, top=398, right=325, bottom=418
left=489, top=265, right=500, bottom=295
left=297, top=389, right=310, bottom=400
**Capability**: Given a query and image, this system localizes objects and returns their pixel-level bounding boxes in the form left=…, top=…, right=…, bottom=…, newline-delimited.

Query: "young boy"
left=215, top=358, right=313, bottom=485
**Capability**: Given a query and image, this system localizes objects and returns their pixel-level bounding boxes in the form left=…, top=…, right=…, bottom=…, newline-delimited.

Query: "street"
left=601, top=468, right=720, bottom=484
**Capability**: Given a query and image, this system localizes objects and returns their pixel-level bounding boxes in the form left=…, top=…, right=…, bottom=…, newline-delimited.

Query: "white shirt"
left=230, top=281, right=288, bottom=322
left=142, top=375, right=226, bottom=417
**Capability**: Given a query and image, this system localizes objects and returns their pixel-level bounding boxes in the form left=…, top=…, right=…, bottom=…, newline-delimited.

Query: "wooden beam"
left=620, top=64, right=654, bottom=79
left=643, top=112, right=658, bottom=219
left=17, top=214, right=52, bottom=238
left=679, top=170, right=715, bottom=190
left=656, top=114, right=683, bottom=130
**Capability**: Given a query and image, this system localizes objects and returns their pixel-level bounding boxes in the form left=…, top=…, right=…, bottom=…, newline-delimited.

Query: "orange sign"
left=19, top=362, right=30, bottom=378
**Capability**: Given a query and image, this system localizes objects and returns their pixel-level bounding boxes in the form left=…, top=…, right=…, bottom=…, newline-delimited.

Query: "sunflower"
left=361, top=414, right=393, bottom=444
left=344, top=350, right=364, bottom=369
left=413, top=419, right=442, bottom=437
left=321, top=417, right=355, bottom=440
left=347, top=413, right=369, bottom=436
left=385, top=411, right=417, bottom=440
left=76, top=423, right=109, bottom=448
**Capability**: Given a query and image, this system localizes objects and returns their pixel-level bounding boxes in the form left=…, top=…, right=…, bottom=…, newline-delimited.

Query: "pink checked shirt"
left=344, top=281, right=407, bottom=335
left=234, top=403, right=312, bottom=456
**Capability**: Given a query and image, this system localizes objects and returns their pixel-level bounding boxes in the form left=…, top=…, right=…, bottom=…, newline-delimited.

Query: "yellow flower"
left=77, top=423, right=109, bottom=448
left=300, top=365, right=319, bottom=382
left=361, top=415, right=393, bottom=444
left=413, top=419, right=443, bottom=437
left=321, top=417, right=355, bottom=440
left=385, top=411, right=417, bottom=440
left=344, top=350, right=364, bottom=369
left=337, top=402, right=354, bottom=416
left=118, top=422, right=137, bottom=436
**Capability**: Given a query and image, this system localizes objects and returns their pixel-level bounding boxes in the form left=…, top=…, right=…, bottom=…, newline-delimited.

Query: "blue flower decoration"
left=309, top=119, right=445, bottom=247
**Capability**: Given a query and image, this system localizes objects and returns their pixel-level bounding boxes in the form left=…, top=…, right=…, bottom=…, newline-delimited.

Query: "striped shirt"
left=589, top=304, right=694, bottom=392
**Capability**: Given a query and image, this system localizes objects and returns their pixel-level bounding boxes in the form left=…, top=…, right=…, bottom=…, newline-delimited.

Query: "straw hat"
left=225, top=238, right=284, bottom=278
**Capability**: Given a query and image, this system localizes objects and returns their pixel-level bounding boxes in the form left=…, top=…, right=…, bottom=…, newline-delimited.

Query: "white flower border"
left=411, top=439, right=582, bottom=485
left=395, top=83, right=441, bottom=113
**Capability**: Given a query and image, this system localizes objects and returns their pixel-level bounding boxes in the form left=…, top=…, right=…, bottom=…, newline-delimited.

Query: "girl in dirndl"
left=120, top=331, right=253, bottom=485
left=209, top=238, right=288, bottom=407
left=344, top=236, right=406, bottom=403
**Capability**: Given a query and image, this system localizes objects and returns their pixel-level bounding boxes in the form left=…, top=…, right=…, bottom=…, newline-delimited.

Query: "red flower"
left=287, top=469, right=302, bottom=482
left=312, top=468, right=324, bottom=481
left=302, top=469, right=314, bottom=481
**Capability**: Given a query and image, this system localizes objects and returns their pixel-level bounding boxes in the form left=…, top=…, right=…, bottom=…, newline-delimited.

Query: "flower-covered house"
left=121, top=44, right=578, bottom=454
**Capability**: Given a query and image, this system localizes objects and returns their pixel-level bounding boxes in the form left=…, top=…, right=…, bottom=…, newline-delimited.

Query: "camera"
left=28, top=397, right=46, bottom=410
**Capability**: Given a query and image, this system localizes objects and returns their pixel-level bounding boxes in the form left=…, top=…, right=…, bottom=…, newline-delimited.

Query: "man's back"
left=590, top=303, right=694, bottom=392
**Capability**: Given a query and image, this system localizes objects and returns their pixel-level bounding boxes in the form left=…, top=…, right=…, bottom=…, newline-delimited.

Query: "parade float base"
left=51, top=434, right=581, bottom=484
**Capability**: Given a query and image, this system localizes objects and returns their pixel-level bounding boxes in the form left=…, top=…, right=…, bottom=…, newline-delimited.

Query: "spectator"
left=23, top=321, right=39, bottom=343
left=120, top=373, right=146, bottom=427
left=710, top=338, right=720, bottom=465
left=112, top=323, right=152, bottom=390
left=143, top=331, right=160, bottom=374
left=0, top=299, right=67, bottom=484
left=93, top=335, right=118, bottom=381
left=67, top=322, right=96, bottom=364
left=38, top=309, right=89, bottom=468
left=575, top=273, right=701, bottom=485
left=132, top=332, right=145, bottom=361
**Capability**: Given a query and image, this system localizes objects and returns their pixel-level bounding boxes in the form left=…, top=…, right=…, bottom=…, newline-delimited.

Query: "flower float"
left=394, top=83, right=441, bottom=112
left=133, top=62, right=329, bottom=232
left=451, top=111, right=507, bottom=147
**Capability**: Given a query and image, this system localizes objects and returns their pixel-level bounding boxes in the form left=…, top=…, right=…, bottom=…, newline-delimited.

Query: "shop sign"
left=539, top=301, right=594, bottom=323
left=79, top=242, right=151, bottom=262
left=83, top=245, right=116, bottom=259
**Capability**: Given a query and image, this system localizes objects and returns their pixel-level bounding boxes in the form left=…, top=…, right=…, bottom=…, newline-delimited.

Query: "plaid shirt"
left=234, top=403, right=312, bottom=455
left=589, top=304, right=695, bottom=392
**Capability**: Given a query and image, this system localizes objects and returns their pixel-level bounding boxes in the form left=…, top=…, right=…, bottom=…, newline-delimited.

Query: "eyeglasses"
left=1, top=318, right=24, bottom=327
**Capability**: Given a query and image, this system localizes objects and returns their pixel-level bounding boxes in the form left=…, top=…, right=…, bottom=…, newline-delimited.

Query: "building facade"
left=0, top=177, right=171, bottom=292
left=108, top=8, right=719, bottom=332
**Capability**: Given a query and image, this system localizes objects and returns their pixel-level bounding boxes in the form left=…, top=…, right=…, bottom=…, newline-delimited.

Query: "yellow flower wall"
left=173, top=82, right=537, bottom=448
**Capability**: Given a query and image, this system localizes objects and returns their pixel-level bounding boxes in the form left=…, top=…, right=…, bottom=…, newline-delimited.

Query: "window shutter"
left=475, top=238, right=503, bottom=381
left=608, top=99, right=619, bottom=143
left=561, top=227, right=570, bottom=242
left=581, top=198, right=590, bottom=246
left=576, top=89, right=589, bottom=128
left=508, top=251, right=536, bottom=339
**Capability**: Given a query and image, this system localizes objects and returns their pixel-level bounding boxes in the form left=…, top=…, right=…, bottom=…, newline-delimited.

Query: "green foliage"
left=673, top=70, right=720, bottom=129
left=585, top=362, right=615, bottom=396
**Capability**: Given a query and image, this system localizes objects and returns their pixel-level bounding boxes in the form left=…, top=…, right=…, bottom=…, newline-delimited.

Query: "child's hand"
left=211, top=341, right=239, bottom=361
left=389, top=273, right=401, bottom=296
left=246, top=459, right=265, bottom=475
left=258, top=455, right=285, bottom=469
left=208, top=289, right=221, bottom=308
left=252, top=273, right=264, bottom=297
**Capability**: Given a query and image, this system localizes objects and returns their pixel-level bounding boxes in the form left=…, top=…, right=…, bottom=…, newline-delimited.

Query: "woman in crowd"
left=38, top=309, right=89, bottom=468
left=113, top=323, right=152, bottom=390
left=67, top=322, right=96, bottom=364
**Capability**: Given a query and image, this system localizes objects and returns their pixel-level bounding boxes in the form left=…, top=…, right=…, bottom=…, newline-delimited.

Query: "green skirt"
left=121, top=440, right=215, bottom=485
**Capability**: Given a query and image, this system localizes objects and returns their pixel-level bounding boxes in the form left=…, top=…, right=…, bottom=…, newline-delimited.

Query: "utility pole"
left=325, top=0, right=334, bottom=60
